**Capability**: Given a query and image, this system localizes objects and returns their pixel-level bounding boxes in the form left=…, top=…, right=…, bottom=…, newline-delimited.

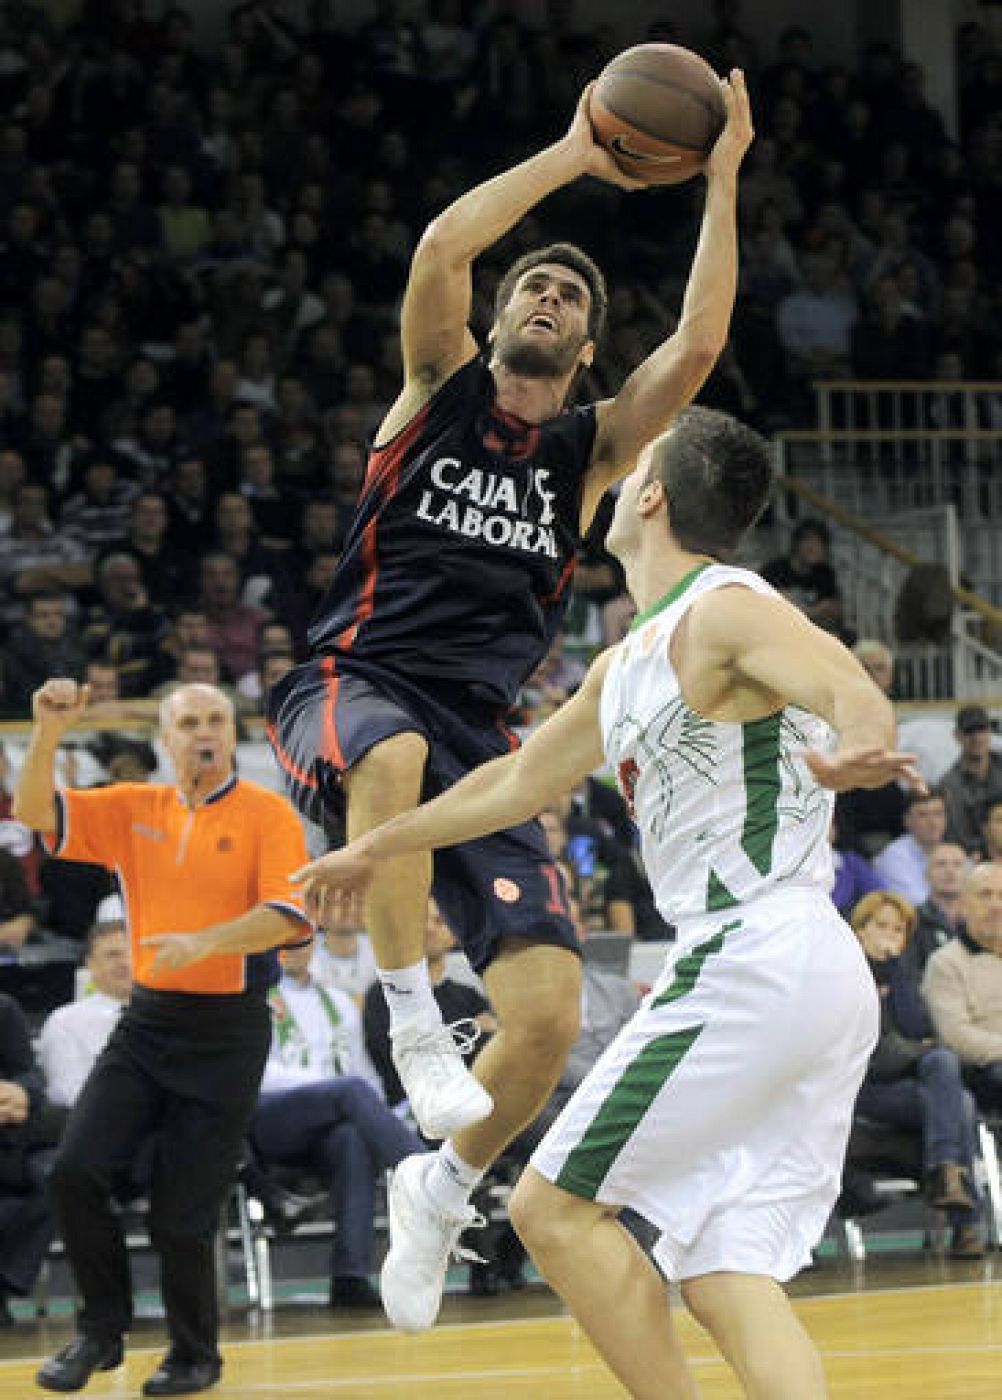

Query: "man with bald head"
left=922, top=861, right=1002, bottom=1111
left=15, top=679, right=311, bottom=1397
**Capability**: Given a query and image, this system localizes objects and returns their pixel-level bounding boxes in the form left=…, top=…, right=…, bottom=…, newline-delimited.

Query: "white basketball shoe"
left=390, top=1013, right=493, bottom=1140
left=380, top=1153, right=484, bottom=1333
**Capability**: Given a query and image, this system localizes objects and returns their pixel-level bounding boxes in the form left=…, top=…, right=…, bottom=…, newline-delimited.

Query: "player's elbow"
left=414, top=217, right=467, bottom=271
left=865, top=684, right=896, bottom=746
left=677, top=339, right=724, bottom=379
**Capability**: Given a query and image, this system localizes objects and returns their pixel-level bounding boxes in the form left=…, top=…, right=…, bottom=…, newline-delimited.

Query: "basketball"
left=589, top=44, right=726, bottom=186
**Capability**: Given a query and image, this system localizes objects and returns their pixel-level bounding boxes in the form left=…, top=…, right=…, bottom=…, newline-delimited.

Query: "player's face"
left=492, top=264, right=593, bottom=378
left=161, top=684, right=236, bottom=790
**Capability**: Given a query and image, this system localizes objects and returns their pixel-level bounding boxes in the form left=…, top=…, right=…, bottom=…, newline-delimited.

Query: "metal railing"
left=771, top=441, right=1002, bottom=702
left=808, top=381, right=1002, bottom=518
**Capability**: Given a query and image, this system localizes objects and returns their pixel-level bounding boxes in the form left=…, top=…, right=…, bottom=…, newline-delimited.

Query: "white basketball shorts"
left=531, top=886, right=879, bottom=1281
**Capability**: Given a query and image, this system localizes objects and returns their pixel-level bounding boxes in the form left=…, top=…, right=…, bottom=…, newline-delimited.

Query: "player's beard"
left=494, top=324, right=588, bottom=379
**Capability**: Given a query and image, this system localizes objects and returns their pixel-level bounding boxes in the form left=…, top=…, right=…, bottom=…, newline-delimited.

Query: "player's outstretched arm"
left=689, top=587, right=924, bottom=793
left=143, top=907, right=309, bottom=974
left=14, top=679, right=91, bottom=832
left=582, top=71, right=754, bottom=529
left=292, top=651, right=614, bottom=925
left=384, top=85, right=643, bottom=432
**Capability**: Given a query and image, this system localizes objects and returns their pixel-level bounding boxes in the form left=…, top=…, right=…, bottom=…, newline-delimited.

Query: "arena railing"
left=769, top=449, right=1002, bottom=703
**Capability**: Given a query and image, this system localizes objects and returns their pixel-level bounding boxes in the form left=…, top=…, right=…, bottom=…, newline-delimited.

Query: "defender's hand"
left=290, top=844, right=377, bottom=928
left=804, top=746, right=926, bottom=794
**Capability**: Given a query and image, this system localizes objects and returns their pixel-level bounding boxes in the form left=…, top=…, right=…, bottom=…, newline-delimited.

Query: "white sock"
left=422, top=1141, right=485, bottom=1218
left=378, top=961, right=440, bottom=1031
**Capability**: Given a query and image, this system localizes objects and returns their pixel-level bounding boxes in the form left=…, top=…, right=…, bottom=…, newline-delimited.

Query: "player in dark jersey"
left=271, top=75, right=753, bottom=1331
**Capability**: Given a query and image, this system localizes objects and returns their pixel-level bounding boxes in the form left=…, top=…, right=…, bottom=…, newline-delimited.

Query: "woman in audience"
left=849, top=891, right=984, bottom=1257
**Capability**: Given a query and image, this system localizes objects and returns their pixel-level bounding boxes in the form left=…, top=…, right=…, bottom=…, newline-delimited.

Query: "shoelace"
left=451, top=1206, right=488, bottom=1265
left=445, top=1017, right=483, bottom=1057
left=395, top=1018, right=484, bottom=1087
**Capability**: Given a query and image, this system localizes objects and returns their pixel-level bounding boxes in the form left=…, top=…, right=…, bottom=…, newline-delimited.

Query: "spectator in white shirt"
left=310, top=915, right=377, bottom=1008
left=38, top=919, right=131, bottom=1109
left=249, top=942, right=425, bottom=1308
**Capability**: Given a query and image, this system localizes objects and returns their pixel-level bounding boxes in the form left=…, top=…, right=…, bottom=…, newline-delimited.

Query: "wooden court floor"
left=0, top=1260, right=998, bottom=1397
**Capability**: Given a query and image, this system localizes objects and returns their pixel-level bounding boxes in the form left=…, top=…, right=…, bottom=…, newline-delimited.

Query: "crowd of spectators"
left=0, top=3, right=1000, bottom=738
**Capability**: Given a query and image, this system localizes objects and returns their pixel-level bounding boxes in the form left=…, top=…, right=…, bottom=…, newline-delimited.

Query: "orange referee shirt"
left=48, top=776, right=311, bottom=995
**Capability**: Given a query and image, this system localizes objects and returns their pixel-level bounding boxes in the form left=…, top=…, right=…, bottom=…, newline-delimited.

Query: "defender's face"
left=605, top=447, right=655, bottom=563
left=492, top=264, right=594, bottom=379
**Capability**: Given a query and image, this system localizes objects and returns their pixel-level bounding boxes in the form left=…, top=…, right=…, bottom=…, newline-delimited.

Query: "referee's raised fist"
left=32, top=678, right=91, bottom=729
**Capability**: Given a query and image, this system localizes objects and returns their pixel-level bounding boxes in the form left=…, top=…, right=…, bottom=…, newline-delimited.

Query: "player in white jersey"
left=293, top=406, right=922, bottom=1398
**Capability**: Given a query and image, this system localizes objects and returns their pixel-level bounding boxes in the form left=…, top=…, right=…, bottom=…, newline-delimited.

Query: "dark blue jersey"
left=309, top=358, right=597, bottom=710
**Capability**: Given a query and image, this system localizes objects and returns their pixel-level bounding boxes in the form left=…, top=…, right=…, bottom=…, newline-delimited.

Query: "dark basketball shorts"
left=267, top=656, right=579, bottom=973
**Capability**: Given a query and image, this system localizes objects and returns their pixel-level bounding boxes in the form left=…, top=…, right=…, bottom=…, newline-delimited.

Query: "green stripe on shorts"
left=554, top=1025, right=704, bottom=1198
left=651, top=922, right=737, bottom=1008
left=554, top=924, right=734, bottom=1198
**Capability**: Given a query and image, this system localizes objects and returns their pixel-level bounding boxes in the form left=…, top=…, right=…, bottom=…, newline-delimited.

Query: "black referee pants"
left=48, top=989, right=270, bottom=1367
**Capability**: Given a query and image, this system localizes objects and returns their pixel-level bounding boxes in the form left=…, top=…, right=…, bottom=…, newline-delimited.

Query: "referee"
left=16, top=679, right=311, bottom=1398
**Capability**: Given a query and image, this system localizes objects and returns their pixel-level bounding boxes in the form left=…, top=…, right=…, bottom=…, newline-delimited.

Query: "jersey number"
left=542, top=862, right=570, bottom=917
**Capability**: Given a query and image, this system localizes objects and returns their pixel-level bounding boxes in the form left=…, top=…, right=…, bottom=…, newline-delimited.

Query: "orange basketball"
left=589, top=43, right=726, bottom=187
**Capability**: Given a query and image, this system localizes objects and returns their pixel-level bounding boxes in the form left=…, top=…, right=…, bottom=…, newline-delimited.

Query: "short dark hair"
left=85, top=920, right=125, bottom=959
left=646, top=406, right=774, bottom=560
left=493, top=242, right=608, bottom=344
left=904, top=790, right=944, bottom=815
left=980, top=792, right=1002, bottom=827
left=792, top=517, right=830, bottom=549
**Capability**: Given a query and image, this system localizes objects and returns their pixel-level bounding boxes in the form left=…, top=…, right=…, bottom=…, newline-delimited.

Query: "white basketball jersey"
left=600, top=563, right=836, bottom=922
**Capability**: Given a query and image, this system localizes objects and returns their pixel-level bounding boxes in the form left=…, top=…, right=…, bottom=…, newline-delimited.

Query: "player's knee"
left=509, top=1170, right=563, bottom=1252
left=508, top=997, right=580, bottom=1064
left=511, top=1173, right=599, bottom=1266
left=680, top=1275, right=717, bottom=1328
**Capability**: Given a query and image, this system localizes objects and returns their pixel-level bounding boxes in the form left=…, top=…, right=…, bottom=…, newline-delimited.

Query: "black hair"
left=792, top=516, right=831, bottom=549
left=980, top=791, right=1002, bottom=827
left=904, top=790, right=945, bottom=814
left=646, top=406, right=774, bottom=560
left=493, top=242, right=608, bottom=344
left=85, top=920, right=126, bottom=959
